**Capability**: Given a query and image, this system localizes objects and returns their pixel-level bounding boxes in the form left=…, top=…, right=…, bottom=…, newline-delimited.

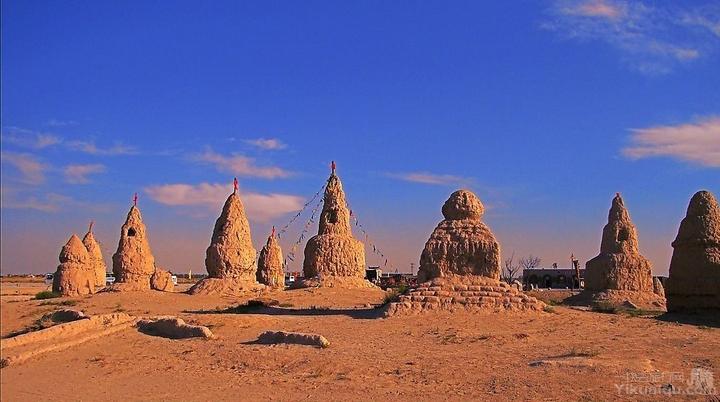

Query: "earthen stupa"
left=666, top=190, right=720, bottom=312
left=257, top=227, right=285, bottom=287
left=82, top=221, right=107, bottom=288
left=385, top=190, right=545, bottom=316
left=298, top=162, right=372, bottom=288
left=189, top=180, right=263, bottom=295
left=52, top=234, right=96, bottom=296
left=580, top=193, right=665, bottom=310
left=110, top=196, right=156, bottom=291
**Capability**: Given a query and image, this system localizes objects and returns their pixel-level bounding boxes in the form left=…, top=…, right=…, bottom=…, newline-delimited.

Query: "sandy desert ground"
left=1, top=280, right=718, bottom=402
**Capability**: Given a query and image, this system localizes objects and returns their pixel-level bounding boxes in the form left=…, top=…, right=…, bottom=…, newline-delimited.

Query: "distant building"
left=366, top=266, right=382, bottom=283
left=523, top=266, right=585, bottom=290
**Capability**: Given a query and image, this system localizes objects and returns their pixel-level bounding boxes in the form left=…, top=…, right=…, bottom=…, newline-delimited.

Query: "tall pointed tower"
left=189, top=179, right=263, bottom=295
left=581, top=193, right=665, bottom=309
left=300, top=163, right=370, bottom=288
left=111, top=199, right=156, bottom=291
left=82, top=222, right=107, bottom=287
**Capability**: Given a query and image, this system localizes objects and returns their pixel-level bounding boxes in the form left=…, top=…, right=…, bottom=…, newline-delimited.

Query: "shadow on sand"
left=184, top=304, right=386, bottom=320
left=655, top=312, right=720, bottom=328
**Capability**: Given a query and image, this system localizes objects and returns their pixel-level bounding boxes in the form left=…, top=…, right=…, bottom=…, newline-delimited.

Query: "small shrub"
left=591, top=302, right=617, bottom=314
left=543, top=305, right=557, bottom=314
left=278, top=303, right=294, bottom=308
left=564, top=347, right=600, bottom=358
left=379, top=285, right=409, bottom=307
left=35, top=291, right=60, bottom=300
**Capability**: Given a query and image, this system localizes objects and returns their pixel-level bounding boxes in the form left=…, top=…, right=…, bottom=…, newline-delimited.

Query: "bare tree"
left=501, top=251, right=520, bottom=284
left=519, top=255, right=541, bottom=270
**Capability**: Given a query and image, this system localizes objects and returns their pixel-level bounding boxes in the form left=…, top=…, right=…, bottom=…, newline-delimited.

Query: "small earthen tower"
left=257, top=227, right=284, bottom=287
left=53, top=234, right=96, bottom=296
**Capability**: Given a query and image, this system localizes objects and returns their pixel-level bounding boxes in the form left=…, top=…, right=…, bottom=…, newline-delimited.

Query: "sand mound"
left=1, top=313, right=135, bottom=367
left=385, top=275, right=546, bottom=316
left=666, top=190, right=720, bottom=312
left=294, top=275, right=377, bottom=289
left=136, top=317, right=213, bottom=339
left=188, top=277, right=265, bottom=296
left=301, top=169, right=372, bottom=288
left=256, top=330, right=330, bottom=348
left=151, top=268, right=175, bottom=292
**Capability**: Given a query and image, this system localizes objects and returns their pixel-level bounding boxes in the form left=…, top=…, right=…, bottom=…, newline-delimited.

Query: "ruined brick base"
left=384, top=275, right=546, bottom=317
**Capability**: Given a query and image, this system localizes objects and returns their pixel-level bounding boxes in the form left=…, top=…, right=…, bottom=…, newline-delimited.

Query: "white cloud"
left=0, top=152, right=48, bottom=184
left=623, top=116, right=720, bottom=167
left=544, top=1, right=719, bottom=74
left=2, top=127, right=62, bottom=149
left=244, top=138, right=287, bottom=150
left=193, top=149, right=292, bottom=179
left=66, top=140, right=138, bottom=155
left=63, top=164, right=106, bottom=184
left=0, top=188, right=74, bottom=212
left=562, top=0, right=625, bottom=19
left=144, top=182, right=304, bottom=222
left=387, top=172, right=473, bottom=186
left=46, top=119, right=78, bottom=127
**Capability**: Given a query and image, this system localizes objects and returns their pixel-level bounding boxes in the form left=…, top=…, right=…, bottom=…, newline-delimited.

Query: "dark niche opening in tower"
left=328, top=210, right=338, bottom=224
left=127, top=228, right=137, bottom=237
left=618, top=228, right=629, bottom=242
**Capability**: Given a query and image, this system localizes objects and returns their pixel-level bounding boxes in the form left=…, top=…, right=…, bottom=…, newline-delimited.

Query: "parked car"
left=44, top=273, right=54, bottom=286
left=171, top=275, right=178, bottom=285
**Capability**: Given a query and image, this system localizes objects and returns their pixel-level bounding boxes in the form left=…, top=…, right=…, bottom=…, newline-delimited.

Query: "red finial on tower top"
left=133, top=193, right=138, bottom=206
left=331, top=160, right=336, bottom=174
left=233, top=177, right=239, bottom=193
left=271, top=225, right=276, bottom=237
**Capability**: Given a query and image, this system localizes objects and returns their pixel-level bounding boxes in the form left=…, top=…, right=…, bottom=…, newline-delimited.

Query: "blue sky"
left=2, top=0, right=718, bottom=276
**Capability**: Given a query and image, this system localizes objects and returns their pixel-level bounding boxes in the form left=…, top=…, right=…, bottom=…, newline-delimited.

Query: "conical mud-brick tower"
left=111, top=195, right=156, bottom=291
left=53, top=234, right=96, bottom=296
left=257, top=227, right=285, bottom=287
left=666, top=190, right=720, bottom=312
left=385, top=190, right=545, bottom=316
left=299, top=162, right=371, bottom=288
left=581, top=193, right=665, bottom=309
left=189, top=179, right=262, bottom=295
left=82, top=221, right=107, bottom=287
